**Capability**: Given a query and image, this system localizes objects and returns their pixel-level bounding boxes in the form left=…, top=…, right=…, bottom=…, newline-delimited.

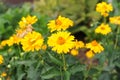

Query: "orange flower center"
left=57, top=37, right=65, bottom=45
left=101, top=26, right=105, bottom=30
left=55, top=19, right=62, bottom=25
left=91, top=40, right=98, bottom=46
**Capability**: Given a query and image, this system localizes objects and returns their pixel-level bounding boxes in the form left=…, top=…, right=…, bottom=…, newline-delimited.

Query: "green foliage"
left=0, top=3, right=31, bottom=40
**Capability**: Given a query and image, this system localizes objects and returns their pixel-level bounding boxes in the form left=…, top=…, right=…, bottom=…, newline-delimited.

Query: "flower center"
left=91, top=40, right=98, bottom=46
left=101, top=26, right=105, bottom=30
left=57, top=37, right=65, bottom=45
left=55, top=19, right=62, bottom=25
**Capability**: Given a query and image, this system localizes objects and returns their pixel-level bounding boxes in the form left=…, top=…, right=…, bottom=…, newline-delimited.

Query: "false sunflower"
left=96, top=2, right=113, bottom=17
left=47, top=15, right=73, bottom=32
left=21, top=31, right=44, bottom=52
left=47, top=31, right=75, bottom=54
left=95, top=23, right=111, bottom=35
left=86, top=40, right=104, bottom=53
left=19, top=15, right=38, bottom=29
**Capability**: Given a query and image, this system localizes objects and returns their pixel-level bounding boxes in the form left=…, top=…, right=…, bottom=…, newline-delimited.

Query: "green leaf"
left=98, top=72, right=111, bottom=80
left=64, top=71, right=71, bottom=80
left=27, top=66, right=40, bottom=80
left=41, top=67, right=61, bottom=79
left=48, top=53, right=63, bottom=66
left=69, top=64, right=86, bottom=75
left=18, top=73, right=26, bottom=80
left=15, top=60, right=37, bottom=66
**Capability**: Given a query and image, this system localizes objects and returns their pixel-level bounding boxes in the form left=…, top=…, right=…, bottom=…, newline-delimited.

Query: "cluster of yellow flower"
left=47, top=16, right=104, bottom=58
left=1, top=15, right=44, bottom=52
left=0, top=14, right=105, bottom=59
left=96, top=1, right=113, bottom=17
left=2, top=2, right=118, bottom=61
left=47, top=15, right=84, bottom=55
left=2, top=2, right=118, bottom=59
left=95, top=1, right=120, bottom=36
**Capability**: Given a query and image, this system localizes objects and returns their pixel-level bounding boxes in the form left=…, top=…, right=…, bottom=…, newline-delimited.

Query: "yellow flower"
left=25, top=15, right=38, bottom=25
left=96, top=2, right=113, bottom=17
left=47, top=31, right=75, bottom=54
left=19, top=17, right=26, bottom=29
left=95, top=23, right=111, bottom=35
left=86, top=40, right=104, bottom=53
left=21, top=31, right=44, bottom=52
left=1, top=33, right=24, bottom=47
left=47, top=15, right=73, bottom=32
left=74, top=40, right=84, bottom=49
left=1, top=40, right=8, bottom=47
left=86, top=50, right=94, bottom=59
left=109, top=16, right=120, bottom=25
left=0, top=55, right=4, bottom=64
left=1, top=72, right=7, bottom=77
left=3, top=34, right=22, bottom=46
left=70, top=49, right=78, bottom=56
left=19, top=15, right=37, bottom=29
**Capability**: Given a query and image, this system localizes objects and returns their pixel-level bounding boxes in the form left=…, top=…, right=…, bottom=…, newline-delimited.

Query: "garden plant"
left=0, top=1, right=120, bottom=80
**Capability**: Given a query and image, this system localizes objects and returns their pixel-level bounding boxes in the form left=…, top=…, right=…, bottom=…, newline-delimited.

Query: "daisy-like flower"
left=0, top=55, right=4, bottom=64
left=21, top=31, right=44, bottom=52
left=74, top=40, right=84, bottom=49
left=95, top=23, right=112, bottom=35
left=86, top=40, right=104, bottom=53
left=47, top=15, right=73, bottom=32
left=47, top=31, right=75, bottom=54
left=86, top=50, right=94, bottom=59
left=109, top=16, right=120, bottom=25
left=19, top=15, right=38, bottom=29
left=96, top=2, right=113, bottom=17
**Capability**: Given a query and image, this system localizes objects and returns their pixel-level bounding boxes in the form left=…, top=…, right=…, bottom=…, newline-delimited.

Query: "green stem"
left=84, top=64, right=91, bottom=80
left=103, top=17, right=107, bottom=23
left=114, top=27, right=120, bottom=49
left=60, top=66, right=63, bottom=80
left=61, top=54, right=67, bottom=71
left=17, top=44, right=22, bottom=54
